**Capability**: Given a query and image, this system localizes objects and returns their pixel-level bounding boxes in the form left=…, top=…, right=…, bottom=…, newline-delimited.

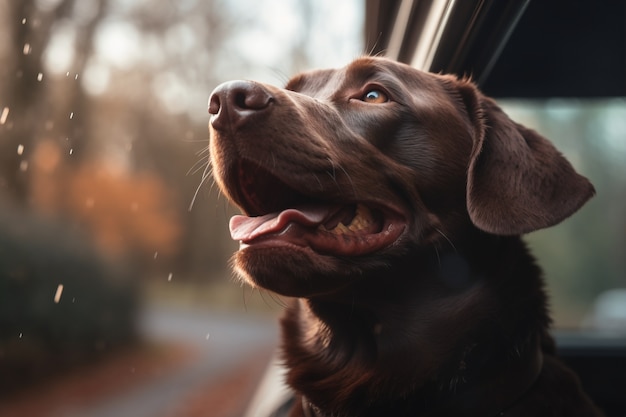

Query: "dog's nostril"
left=208, top=93, right=221, bottom=115
left=233, top=85, right=273, bottom=111
left=234, top=91, right=248, bottom=109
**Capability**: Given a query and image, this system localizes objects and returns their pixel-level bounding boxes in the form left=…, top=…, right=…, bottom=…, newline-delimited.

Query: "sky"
left=40, top=0, right=364, bottom=119
left=43, top=0, right=364, bottom=89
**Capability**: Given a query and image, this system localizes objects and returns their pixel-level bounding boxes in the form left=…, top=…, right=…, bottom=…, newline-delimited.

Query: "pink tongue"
left=229, top=206, right=332, bottom=242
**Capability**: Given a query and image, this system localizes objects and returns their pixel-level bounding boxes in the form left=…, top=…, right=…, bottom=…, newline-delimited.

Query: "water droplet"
left=19, top=332, right=23, bottom=339
left=74, top=74, right=79, bottom=80
left=69, top=112, right=74, bottom=119
left=21, top=18, right=27, bottom=25
left=17, top=144, right=24, bottom=155
left=0, top=107, right=9, bottom=125
left=37, top=72, right=43, bottom=82
left=154, top=251, right=159, bottom=259
left=167, top=273, right=173, bottom=282
left=23, top=43, right=31, bottom=55
left=69, top=148, right=74, bottom=155
left=54, top=284, right=64, bottom=303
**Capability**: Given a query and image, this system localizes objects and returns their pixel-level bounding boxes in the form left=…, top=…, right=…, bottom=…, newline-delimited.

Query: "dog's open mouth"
left=227, top=160, right=406, bottom=256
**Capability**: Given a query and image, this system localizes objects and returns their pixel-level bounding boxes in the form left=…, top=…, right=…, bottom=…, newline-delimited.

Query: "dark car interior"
left=365, top=1, right=626, bottom=415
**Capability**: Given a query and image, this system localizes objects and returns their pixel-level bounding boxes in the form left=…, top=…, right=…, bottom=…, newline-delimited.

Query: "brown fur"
left=208, top=57, right=601, bottom=416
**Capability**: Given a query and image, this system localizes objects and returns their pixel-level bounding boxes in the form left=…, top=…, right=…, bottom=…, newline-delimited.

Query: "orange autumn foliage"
left=30, top=139, right=181, bottom=260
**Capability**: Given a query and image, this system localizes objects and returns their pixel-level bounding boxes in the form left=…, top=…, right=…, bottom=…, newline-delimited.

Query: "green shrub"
left=0, top=205, right=138, bottom=393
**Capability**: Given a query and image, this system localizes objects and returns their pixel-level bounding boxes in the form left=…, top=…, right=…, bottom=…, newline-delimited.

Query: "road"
left=57, top=306, right=279, bottom=417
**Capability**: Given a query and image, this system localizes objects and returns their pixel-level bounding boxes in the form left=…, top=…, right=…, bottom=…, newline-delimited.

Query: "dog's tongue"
left=229, top=206, right=331, bottom=242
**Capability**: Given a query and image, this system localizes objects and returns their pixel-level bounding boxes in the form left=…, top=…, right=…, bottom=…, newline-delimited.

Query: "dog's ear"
left=454, top=79, right=595, bottom=235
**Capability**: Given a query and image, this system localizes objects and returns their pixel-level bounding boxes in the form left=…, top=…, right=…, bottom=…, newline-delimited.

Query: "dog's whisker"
left=182, top=138, right=210, bottom=143
left=189, top=163, right=213, bottom=211
left=241, top=286, right=250, bottom=313
left=195, top=146, right=210, bottom=156
left=433, top=245, right=442, bottom=267
left=434, top=228, right=457, bottom=252
left=268, top=291, right=287, bottom=309
left=335, top=162, right=357, bottom=199
left=187, top=158, right=209, bottom=176
left=312, top=173, right=323, bottom=191
left=325, top=158, right=337, bottom=181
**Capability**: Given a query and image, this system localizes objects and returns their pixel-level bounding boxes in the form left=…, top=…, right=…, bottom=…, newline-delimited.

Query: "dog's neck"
left=280, top=236, right=550, bottom=417
left=298, top=343, right=544, bottom=417
left=299, top=342, right=543, bottom=417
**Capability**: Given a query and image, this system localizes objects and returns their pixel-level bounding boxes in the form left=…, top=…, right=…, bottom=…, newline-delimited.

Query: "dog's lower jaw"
left=232, top=247, right=362, bottom=298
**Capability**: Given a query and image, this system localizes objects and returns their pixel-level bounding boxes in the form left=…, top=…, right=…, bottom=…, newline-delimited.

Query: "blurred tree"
left=0, top=0, right=109, bottom=203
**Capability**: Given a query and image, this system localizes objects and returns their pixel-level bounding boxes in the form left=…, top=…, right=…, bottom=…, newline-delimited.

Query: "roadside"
left=0, top=305, right=279, bottom=417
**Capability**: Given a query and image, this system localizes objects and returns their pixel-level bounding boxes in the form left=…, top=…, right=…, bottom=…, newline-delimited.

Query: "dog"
left=208, top=57, right=603, bottom=416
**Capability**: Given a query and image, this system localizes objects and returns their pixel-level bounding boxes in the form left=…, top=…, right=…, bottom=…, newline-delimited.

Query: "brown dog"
left=208, top=57, right=602, bottom=416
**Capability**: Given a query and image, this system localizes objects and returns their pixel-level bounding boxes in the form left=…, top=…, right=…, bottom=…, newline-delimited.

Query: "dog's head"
left=208, top=57, right=594, bottom=298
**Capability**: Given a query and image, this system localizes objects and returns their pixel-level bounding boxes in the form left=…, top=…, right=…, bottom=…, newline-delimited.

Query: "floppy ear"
left=456, top=81, right=595, bottom=235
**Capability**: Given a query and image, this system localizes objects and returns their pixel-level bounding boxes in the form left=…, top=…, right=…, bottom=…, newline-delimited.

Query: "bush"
left=0, top=205, right=138, bottom=393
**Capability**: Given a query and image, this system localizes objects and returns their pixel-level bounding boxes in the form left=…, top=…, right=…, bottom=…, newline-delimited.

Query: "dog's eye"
left=362, top=89, right=388, bottom=103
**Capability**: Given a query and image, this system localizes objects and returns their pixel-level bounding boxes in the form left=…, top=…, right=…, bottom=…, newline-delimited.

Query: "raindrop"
left=19, top=332, right=23, bottom=339
left=75, top=74, right=79, bottom=80
left=54, top=284, right=64, bottom=303
left=167, top=273, right=173, bottom=282
left=69, top=148, right=74, bottom=155
left=17, top=144, right=24, bottom=155
left=23, top=43, right=31, bottom=55
left=0, top=107, right=9, bottom=124
left=21, top=18, right=26, bottom=25
left=69, top=112, right=74, bottom=119
left=154, top=251, right=159, bottom=259
left=37, top=72, right=43, bottom=82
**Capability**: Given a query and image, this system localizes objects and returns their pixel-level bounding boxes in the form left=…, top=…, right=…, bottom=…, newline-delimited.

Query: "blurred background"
left=0, top=0, right=624, bottom=416
left=0, top=0, right=362, bottom=416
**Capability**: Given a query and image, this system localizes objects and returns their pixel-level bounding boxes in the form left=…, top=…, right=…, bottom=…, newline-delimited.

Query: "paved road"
left=57, top=306, right=279, bottom=417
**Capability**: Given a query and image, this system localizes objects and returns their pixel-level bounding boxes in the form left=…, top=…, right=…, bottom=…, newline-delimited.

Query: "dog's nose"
left=208, top=80, right=274, bottom=131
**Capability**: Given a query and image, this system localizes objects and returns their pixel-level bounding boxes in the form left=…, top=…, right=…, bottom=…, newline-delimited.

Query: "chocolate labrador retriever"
left=208, top=57, right=603, bottom=416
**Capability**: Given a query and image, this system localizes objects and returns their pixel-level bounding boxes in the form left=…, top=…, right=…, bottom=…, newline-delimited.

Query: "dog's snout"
left=209, top=80, right=274, bottom=131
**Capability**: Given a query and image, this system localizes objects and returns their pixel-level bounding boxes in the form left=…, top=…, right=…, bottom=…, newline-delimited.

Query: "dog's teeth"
left=320, top=204, right=374, bottom=235
left=334, top=223, right=351, bottom=234
left=349, top=205, right=373, bottom=231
